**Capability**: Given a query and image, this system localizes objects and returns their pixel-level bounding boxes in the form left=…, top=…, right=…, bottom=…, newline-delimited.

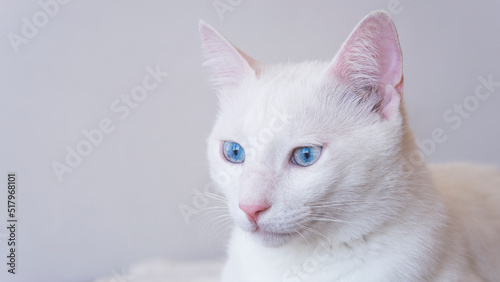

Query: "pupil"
left=233, top=147, right=238, bottom=156
left=303, top=148, right=310, bottom=160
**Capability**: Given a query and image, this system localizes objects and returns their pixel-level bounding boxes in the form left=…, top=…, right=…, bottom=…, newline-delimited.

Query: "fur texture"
left=201, top=11, right=500, bottom=282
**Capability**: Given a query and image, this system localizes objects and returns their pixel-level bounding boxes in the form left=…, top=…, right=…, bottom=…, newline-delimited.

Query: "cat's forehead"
left=256, top=61, right=328, bottom=96
left=222, top=61, right=330, bottom=119
left=214, top=61, right=346, bottom=143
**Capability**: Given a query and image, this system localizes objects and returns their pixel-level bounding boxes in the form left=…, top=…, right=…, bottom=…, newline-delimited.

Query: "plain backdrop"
left=1, top=1, right=499, bottom=281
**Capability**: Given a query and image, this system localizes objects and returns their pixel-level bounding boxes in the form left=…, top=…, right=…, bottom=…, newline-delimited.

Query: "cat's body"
left=430, top=163, right=500, bottom=281
left=200, top=11, right=500, bottom=282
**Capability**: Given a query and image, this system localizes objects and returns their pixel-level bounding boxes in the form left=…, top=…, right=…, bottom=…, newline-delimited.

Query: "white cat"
left=200, top=11, right=500, bottom=282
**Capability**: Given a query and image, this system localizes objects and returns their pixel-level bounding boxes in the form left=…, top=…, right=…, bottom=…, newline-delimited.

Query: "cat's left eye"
left=223, top=141, right=246, bottom=164
left=292, top=146, right=322, bottom=167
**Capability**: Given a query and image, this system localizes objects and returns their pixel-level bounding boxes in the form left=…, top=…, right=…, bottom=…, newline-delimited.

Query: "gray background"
left=1, top=0, right=499, bottom=281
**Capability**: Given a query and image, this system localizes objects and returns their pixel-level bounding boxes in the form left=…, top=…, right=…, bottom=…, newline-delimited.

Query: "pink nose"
left=239, top=203, right=270, bottom=222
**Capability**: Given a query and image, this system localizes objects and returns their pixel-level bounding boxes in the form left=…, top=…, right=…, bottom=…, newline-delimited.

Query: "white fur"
left=201, top=11, right=500, bottom=282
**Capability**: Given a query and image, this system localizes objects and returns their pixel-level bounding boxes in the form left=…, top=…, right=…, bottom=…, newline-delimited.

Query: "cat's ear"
left=328, top=11, right=403, bottom=119
left=199, top=20, right=259, bottom=89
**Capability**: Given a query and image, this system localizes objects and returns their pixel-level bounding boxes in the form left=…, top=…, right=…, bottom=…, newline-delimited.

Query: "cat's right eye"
left=222, top=141, right=246, bottom=164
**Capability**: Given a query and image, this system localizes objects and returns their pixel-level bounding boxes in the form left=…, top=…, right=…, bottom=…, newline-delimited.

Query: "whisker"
left=308, top=216, right=349, bottom=223
left=207, top=218, right=234, bottom=243
left=298, top=223, right=329, bottom=242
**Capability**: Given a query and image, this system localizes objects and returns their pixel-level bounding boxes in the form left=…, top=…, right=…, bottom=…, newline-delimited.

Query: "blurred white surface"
left=1, top=1, right=499, bottom=281
left=94, top=259, right=223, bottom=282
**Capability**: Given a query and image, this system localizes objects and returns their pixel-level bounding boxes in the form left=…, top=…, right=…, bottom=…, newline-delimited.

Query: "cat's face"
left=201, top=11, right=405, bottom=247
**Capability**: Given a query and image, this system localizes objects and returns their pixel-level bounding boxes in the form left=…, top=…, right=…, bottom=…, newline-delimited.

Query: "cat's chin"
left=248, top=228, right=294, bottom=248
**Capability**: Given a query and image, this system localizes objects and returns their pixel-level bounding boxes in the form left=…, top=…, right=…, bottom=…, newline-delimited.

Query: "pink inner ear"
left=329, top=11, right=404, bottom=117
left=382, top=84, right=401, bottom=119
left=199, top=21, right=257, bottom=88
left=378, top=32, right=403, bottom=94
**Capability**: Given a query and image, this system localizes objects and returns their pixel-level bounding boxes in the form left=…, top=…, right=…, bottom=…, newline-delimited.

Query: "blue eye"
left=292, top=146, right=322, bottom=167
left=223, top=141, right=245, bottom=163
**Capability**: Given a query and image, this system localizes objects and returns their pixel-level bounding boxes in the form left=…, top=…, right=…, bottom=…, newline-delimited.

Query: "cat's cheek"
left=208, top=149, right=244, bottom=193
left=211, top=169, right=238, bottom=196
left=242, top=147, right=257, bottom=163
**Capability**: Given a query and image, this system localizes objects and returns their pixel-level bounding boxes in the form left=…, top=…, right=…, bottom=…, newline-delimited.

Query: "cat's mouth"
left=251, top=227, right=295, bottom=247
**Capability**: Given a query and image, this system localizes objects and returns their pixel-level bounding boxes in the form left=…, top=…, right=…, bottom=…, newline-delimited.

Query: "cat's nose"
left=239, top=203, right=270, bottom=222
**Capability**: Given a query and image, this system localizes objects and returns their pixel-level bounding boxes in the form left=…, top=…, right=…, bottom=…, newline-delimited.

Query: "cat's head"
left=201, top=11, right=406, bottom=247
